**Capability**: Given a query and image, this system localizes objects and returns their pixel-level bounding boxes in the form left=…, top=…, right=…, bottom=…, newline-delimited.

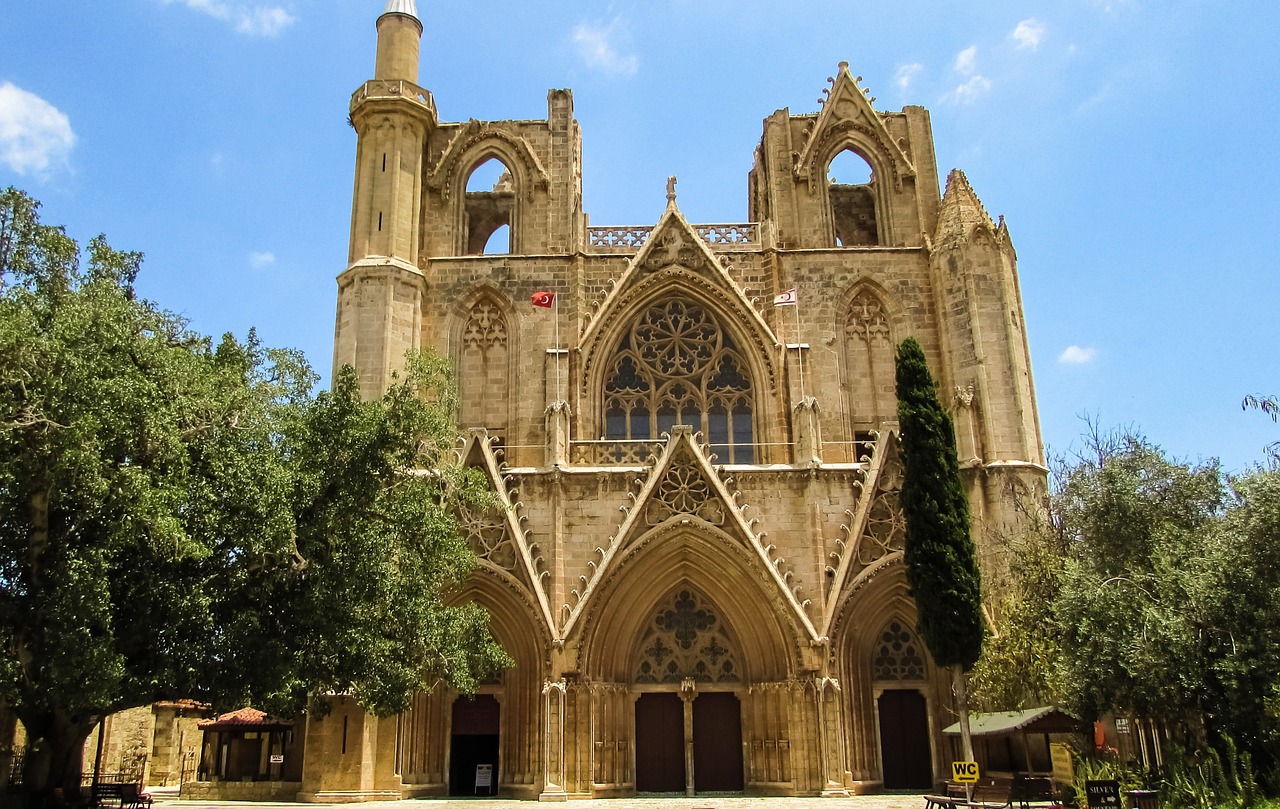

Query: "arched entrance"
left=449, top=694, right=500, bottom=796
left=630, top=588, right=746, bottom=794
left=873, top=621, right=932, bottom=789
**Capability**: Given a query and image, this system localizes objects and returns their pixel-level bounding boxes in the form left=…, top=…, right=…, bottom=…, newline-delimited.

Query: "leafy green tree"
left=894, top=337, right=985, bottom=761
left=0, top=188, right=508, bottom=799
left=977, top=426, right=1280, bottom=795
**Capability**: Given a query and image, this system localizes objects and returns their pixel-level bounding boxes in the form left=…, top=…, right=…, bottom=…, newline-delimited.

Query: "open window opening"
left=464, top=157, right=514, bottom=255
left=827, top=149, right=878, bottom=247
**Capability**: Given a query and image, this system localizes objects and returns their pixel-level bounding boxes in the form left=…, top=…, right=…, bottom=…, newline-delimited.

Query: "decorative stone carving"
left=872, top=620, right=926, bottom=681
left=462, top=299, right=508, bottom=353
left=603, top=298, right=754, bottom=464
left=634, top=589, right=741, bottom=684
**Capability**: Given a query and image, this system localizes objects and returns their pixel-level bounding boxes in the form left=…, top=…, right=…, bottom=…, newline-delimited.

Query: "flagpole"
left=794, top=298, right=806, bottom=402
left=554, top=293, right=562, bottom=404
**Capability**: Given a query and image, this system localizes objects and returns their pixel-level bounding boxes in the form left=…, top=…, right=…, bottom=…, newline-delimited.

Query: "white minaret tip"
left=382, top=0, right=418, bottom=19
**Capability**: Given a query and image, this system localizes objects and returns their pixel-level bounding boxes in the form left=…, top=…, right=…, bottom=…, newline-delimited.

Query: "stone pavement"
left=155, top=791, right=929, bottom=809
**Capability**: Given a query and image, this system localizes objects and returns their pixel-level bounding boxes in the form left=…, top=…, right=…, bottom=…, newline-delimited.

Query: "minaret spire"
left=374, top=0, right=422, bottom=81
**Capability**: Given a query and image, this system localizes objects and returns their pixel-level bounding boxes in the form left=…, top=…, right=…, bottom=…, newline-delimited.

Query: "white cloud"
left=945, top=47, right=990, bottom=104
left=162, top=0, right=295, bottom=38
left=248, top=251, right=276, bottom=270
left=896, top=63, right=923, bottom=91
left=954, top=45, right=979, bottom=76
left=572, top=20, right=639, bottom=77
left=1013, top=19, right=1047, bottom=50
left=946, top=75, right=992, bottom=105
left=1058, top=345, right=1098, bottom=364
left=0, top=83, right=75, bottom=177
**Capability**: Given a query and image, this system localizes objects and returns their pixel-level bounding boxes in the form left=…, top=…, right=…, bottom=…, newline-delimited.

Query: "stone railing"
left=587, top=223, right=759, bottom=253
left=350, top=80, right=436, bottom=114
left=569, top=440, right=664, bottom=466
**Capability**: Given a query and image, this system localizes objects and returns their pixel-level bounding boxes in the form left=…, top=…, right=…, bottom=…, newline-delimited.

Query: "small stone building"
left=298, top=0, right=1047, bottom=800
left=182, top=708, right=302, bottom=801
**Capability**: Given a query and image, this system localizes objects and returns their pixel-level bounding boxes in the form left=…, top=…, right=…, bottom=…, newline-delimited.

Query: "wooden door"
left=693, top=692, right=744, bottom=792
left=878, top=689, right=933, bottom=789
left=635, top=693, right=685, bottom=792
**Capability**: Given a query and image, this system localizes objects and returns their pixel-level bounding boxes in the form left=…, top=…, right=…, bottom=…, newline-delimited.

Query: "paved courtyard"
left=156, top=790, right=929, bottom=809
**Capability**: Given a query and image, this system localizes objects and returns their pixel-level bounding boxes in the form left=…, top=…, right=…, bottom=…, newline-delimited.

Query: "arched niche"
left=841, top=283, right=899, bottom=431
left=452, top=288, right=513, bottom=437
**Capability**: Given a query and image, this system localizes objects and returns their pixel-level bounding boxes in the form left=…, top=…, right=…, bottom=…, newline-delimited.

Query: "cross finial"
left=666, top=175, right=677, bottom=204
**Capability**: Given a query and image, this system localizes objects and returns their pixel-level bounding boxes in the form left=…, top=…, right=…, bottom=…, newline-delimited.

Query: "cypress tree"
left=895, top=337, right=984, bottom=762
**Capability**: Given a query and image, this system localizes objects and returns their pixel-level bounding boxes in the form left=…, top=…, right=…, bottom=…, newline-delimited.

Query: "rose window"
left=604, top=299, right=754, bottom=463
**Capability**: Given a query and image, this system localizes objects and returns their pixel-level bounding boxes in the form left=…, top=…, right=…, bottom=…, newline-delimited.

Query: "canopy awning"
left=942, top=707, right=1082, bottom=737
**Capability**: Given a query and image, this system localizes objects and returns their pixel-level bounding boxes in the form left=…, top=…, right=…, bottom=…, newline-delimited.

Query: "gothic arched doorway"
left=873, top=621, right=932, bottom=789
left=449, top=694, right=500, bottom=796
left=632, top=589, right=745, bottom=794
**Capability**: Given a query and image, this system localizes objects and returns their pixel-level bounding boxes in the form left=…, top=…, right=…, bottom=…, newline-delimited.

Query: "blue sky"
left=2, top=0, right=1277, bottom=471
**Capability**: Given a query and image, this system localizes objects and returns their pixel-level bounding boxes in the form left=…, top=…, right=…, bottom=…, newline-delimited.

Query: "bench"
left=90, top=781, right=152, bottom=809
left=926, top=777, right=1061, bottom=809
left=925, top=782, right=1014, bottom=809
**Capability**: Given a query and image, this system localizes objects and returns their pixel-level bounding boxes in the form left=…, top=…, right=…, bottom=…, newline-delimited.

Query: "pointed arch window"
left=827, top=149, right=879, bottom=247
left=459, top=297, right=509, bottom=435
left=463, top=157, right=514, bottom=255
left=603, top=298, right=754, bottom=463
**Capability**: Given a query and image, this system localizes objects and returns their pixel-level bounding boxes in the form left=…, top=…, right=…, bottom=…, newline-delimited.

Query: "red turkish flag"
left=531, top=291, right=555, bottom=308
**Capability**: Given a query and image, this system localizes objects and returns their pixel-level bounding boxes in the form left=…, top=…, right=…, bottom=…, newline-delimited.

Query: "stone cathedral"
left=298, top=0, right=1047, bottom=800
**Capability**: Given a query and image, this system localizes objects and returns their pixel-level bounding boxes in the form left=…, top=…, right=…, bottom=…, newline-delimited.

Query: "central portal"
left=634, top=693, right=685, bottom=792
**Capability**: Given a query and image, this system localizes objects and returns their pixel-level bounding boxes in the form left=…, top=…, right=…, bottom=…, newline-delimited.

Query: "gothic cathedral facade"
left=301, top=1, right=1047, bottom=800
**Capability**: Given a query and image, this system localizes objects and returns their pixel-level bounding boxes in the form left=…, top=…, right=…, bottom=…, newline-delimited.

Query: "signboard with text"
left=952, top=760, right=980, bottom=783
left=1085, top=780, right=1121, bottom=809
left=1050, top=743, right=1073, bottom=784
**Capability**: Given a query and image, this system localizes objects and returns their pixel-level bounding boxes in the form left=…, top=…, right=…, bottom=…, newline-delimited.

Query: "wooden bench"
left=925, top=782, right=1014, bottom=809
left=90, top=781, right=152, bottom=809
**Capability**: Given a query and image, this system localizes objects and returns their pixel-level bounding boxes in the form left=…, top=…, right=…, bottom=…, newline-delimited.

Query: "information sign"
left=1050, top=743, right=1073, bottom=784
left=269, top=754, right=284, bottom=764
left=1085, top=779, right=1122, bottom=809
left=951, top=760, right=980, bottom=783
left=475, top=763, right=494, bottom=795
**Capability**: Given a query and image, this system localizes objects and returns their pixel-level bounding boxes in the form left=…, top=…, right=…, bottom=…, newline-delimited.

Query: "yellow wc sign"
left=952, top=760, right=980, bottom=783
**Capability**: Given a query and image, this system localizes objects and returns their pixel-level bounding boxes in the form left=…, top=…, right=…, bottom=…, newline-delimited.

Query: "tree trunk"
left=20, top=713, right=97, bottom=807
left=953, top=665, right=975, bottom=763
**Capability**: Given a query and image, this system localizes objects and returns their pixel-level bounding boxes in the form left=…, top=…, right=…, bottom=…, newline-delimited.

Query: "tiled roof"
left=197, top=707, right=293, bottom=731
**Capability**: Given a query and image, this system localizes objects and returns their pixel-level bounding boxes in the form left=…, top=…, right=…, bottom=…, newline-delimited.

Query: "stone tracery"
left=604, top=299, right=754, bottom=463
left=872, top=620, right=926, bottom=681
left=634, top=589, right=741, bottom=684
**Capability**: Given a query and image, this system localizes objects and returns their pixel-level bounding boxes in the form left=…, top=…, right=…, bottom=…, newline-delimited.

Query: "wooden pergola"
left=943, top=707, right=1085, bottom=776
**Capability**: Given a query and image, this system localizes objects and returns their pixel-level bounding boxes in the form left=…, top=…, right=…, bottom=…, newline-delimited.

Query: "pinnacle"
left=935, top=168, right=995, bottom=244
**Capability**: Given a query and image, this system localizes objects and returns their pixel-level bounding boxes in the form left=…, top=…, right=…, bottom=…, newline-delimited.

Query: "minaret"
left=333, top=0, right=436, bottom=398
